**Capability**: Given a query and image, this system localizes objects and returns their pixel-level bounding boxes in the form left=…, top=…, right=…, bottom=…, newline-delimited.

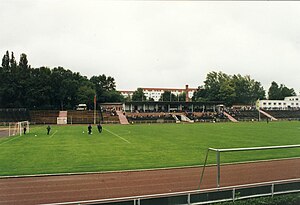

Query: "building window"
left=274, top=103, right=277, bottom=105
left=263, top=102, right=266, bottom=105
left=268, top=102, right=271, bottom=105
left=278, top=103, right=281, bottom=105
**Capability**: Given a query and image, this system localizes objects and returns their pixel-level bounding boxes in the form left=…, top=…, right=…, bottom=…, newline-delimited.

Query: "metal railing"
left=44, top=178, right=300, bottom=205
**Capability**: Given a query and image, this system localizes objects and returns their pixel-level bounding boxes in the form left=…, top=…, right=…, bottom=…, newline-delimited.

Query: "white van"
left=76, top=104, right=87, bottom=111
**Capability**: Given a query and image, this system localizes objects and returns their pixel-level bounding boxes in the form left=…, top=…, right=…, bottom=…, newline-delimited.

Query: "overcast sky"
left=1, top=0, right=300, bottom=94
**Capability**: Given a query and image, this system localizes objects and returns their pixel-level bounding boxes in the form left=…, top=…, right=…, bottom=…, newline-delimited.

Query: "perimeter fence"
left=48, top=178, right=300, bottom=205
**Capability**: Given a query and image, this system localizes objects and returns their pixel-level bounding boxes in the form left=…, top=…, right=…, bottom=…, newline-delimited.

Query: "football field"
left=0, top=121, right=299, bottom=176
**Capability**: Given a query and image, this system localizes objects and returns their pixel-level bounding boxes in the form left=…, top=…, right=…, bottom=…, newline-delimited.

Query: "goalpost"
left=198, top=144, right=300, bottom=189
left=8, top=121, right=30, bottom=136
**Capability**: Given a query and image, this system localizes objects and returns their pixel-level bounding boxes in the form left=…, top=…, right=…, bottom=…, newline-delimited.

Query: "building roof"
left=142, top=87, right=197, bottom=92
left=119, top=87, right=198, bottom=93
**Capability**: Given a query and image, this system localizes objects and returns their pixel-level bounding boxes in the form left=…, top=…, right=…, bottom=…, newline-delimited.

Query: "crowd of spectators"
left=126, top=113, right=175, bottom=123
left=186, top=112, right=227, bottom=122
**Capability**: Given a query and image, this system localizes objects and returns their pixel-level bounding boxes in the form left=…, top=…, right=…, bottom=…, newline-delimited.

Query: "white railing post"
left=232, top=188, right=235, bottom=202
left=271, top=183, right=274, bottom=197
left=137, top=198, right=140, bottom=205
left=187, top=193, right=191, bottom=205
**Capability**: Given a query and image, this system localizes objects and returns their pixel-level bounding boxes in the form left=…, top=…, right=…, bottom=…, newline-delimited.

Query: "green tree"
left=159, top=91, right=176, bottom=101
left=104, top=90, right=124, bottom=103
left=178, top=92, right=186, bottom=101
left=201, top=71, right=235, bottom=104
left=50, top=67, right=80, bottom=110
left=1, top=50, right=10, bottom=70
left=193, top=71, right=266, bottom=105
left=90, top=74, right=122, bottom=103
left=132, top=88, right=146, bottom=101
left=232, top=74, right=265, bottom=104
left=77, top=83, right=96, bottom=109
left=10, top=52, right=17, bottom=70
left=193, top=86, right=208, bottom=102
left=280, top=85, right=296, bottom=98
left=0, top=51, right=123, bottom=109
left=268, top=82, right=296, bottom=100
left=268, top=81, right=281, bottom=100
left=250, top=81, right=266, bottom=102
left=19, top=53, right=29, bottom=70
left=25, top=67, right=53, bottom=109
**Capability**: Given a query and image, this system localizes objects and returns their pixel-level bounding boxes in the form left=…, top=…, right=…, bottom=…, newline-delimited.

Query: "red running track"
left=0, top=158, right=299, bottom=205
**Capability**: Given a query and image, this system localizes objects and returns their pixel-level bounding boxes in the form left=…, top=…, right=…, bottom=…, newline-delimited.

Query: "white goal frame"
left=198, top=144, right=300, bottom=189
left=9, top=121, right=30, bottom=136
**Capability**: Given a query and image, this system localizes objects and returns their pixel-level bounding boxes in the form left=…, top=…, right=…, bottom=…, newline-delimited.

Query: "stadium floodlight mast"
left=198, top=144, right=300, bottom=189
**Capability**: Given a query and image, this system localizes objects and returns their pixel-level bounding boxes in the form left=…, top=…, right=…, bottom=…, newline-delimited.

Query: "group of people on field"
left=23, top=123, right=102, bottom=136
left=22, top=125, right=51, bottom=135
left=88, top=123, right=102, bottom=135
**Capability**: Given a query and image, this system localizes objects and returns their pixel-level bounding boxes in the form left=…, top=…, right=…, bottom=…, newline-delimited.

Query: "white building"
left=259, top=95, right=300, bottom=110
left=119, top=90, right=134, bottom=100
left=119, top=85, right=197, bottom=102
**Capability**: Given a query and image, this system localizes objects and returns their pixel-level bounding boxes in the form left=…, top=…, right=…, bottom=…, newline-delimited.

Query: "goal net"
left=198, top=144, right=300, bottom=189
left=8, top=121, right=30, bottom=136
left=0, top=123, right=9, bottom=137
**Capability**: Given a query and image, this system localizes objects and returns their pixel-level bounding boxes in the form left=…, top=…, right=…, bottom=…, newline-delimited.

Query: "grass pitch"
left=0, top=121, right=299, bottom=176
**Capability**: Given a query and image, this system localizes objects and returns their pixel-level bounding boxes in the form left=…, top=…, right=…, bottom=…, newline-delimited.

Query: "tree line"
left=0, top=51, right=123, bottom=110
left=131, top=71, right=296, bottom=106
left=0, top=51, right=296, bottom=109
left=193, top=72, right=295, bottom=105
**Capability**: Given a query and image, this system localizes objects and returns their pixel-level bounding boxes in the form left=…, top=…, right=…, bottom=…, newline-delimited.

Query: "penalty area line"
left=103, top=128, right=131, bottom=144
left=0, top=135, right=22, bottom=146
left=49, top=130, right=58, bottom=138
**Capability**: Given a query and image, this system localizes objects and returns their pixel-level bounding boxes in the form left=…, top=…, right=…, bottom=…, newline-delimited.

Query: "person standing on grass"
left=47, top=125, right=51, bottom=135
left=23, top=126, right=27, bottom=135
left=97, top=123, right=102, bottom=133
left=88, top=124, right=92, bottom=135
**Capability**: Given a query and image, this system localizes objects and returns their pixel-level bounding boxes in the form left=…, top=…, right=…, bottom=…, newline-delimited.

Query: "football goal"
left=198, top=144, right=300, bottom=189
left=8, top=121, right=30, bottom=136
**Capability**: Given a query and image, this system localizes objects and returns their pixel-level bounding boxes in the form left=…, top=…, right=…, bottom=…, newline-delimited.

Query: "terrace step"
left=223, top=111, right=239, bottom=122
left=116, top=111, right=129, bottom=125
left=172, top=114, right=181, bottom=123
left=180, top=114, right=194, bottom=123
left=259, top=109, right=278, bottom=121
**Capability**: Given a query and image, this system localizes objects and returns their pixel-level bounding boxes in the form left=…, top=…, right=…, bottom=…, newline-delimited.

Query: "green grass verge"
left=215, top=193, right=300, bottom=205
left=0, top=121, right=299, bottom=176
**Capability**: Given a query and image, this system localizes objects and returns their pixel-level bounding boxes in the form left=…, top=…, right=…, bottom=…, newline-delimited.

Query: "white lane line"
left=49, top=130, right=58, bottom=138
left=0, top=135, right=22, bottom=145
left=103, top=128, right=130, bottom=144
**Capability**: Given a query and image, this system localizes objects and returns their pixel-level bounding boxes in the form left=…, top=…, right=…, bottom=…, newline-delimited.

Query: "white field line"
left=103, top=128, right=130, bottom=144
left=49, top=130, right=58, bottom=138
left=0, top=135, right=22, bottom=146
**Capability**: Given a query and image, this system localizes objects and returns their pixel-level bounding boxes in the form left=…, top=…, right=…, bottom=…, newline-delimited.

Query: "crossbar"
left=209, top=144, right=300, bottom=152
